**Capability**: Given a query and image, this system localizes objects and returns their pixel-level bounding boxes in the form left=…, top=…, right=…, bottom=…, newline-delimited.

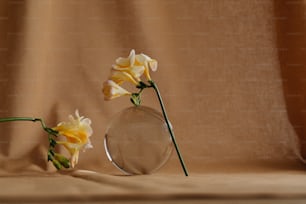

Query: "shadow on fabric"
left=274, top=0, right=306, bottom=158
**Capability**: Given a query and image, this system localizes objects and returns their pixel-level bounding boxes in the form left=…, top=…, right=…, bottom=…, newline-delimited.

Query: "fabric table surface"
left=1, top=169, right=306, bottom=204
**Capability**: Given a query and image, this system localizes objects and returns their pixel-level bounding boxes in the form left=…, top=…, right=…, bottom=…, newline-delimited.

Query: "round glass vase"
left=104, top=106, right=173, bottom=175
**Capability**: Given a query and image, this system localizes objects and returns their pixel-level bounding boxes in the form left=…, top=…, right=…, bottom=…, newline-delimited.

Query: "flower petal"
left=135, top=53, right=150, bottom=64
left=110, top=70, right=138, bottom=85
left=128, top=49, right=135, bottom=66
left=129, top=66, right=145, bottom=80
left=135, top=53, right=158, bottom=80
left=149, top=60, right=158, bottom=72
left=102, top=80, right=131, bottom=100
left=70, top=149, right=79, bottom=168
left=115, top=57, right=130, bottom=67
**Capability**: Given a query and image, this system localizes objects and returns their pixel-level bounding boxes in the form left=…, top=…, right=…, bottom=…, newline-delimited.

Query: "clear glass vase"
left=104, top=106, right=173, bottom=175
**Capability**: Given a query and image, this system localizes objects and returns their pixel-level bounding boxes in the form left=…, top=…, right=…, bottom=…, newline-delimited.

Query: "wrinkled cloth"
left=1, top=170, right=306, bottom=203
left=0, top=0, right=306, bottom=203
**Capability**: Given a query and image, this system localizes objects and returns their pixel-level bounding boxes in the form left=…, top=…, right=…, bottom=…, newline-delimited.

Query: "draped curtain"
left=0, top=0, right=305, bottom=174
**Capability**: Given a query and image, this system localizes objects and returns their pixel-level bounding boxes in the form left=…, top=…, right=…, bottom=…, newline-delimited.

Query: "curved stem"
left=0, top=117, right=67, bottom=169
left=149, top=80, right=189, bottom=176
left=0, top=117, right=57, bottom=136
left=0, top=117, right=37, bottom=123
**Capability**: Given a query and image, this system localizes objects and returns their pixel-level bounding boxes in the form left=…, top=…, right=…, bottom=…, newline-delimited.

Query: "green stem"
left=149, top=80, right=189, bottom=176
left=0, top=117, right=67, bottom=169
left=0, top=117, right=57, bottom=135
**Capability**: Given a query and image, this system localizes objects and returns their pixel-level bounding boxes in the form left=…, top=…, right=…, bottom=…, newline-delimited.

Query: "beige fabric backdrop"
left=0, top=0, right=304, bottom=175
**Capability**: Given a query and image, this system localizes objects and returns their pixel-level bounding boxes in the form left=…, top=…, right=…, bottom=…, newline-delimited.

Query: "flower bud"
left=102, top=80, right=131, bottom=100
left=54, top=153, right=70, bottom=168
left=52, top=159, right=62, bottom=170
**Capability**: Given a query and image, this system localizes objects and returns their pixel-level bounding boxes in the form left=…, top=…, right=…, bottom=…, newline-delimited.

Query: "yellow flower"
left=135, top=53, right=158, bottom=81
left=111, top=49, right=158, bottom=82
left=102, top=50, right=158, bottom=102
left=52, top=110, right=93, bottom=168
left=112, top=49, right=145, bottom=82
left=102, top=80, right=131, bottom=100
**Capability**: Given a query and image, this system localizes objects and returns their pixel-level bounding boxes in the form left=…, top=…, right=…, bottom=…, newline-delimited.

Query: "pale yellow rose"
left=102, top=80, right=131, bottom=100
left=52, top=110, right=93, bottom=168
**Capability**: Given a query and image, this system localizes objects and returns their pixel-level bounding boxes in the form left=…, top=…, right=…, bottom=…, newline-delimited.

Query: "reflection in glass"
left=104, top=106, right=173, bottom=175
